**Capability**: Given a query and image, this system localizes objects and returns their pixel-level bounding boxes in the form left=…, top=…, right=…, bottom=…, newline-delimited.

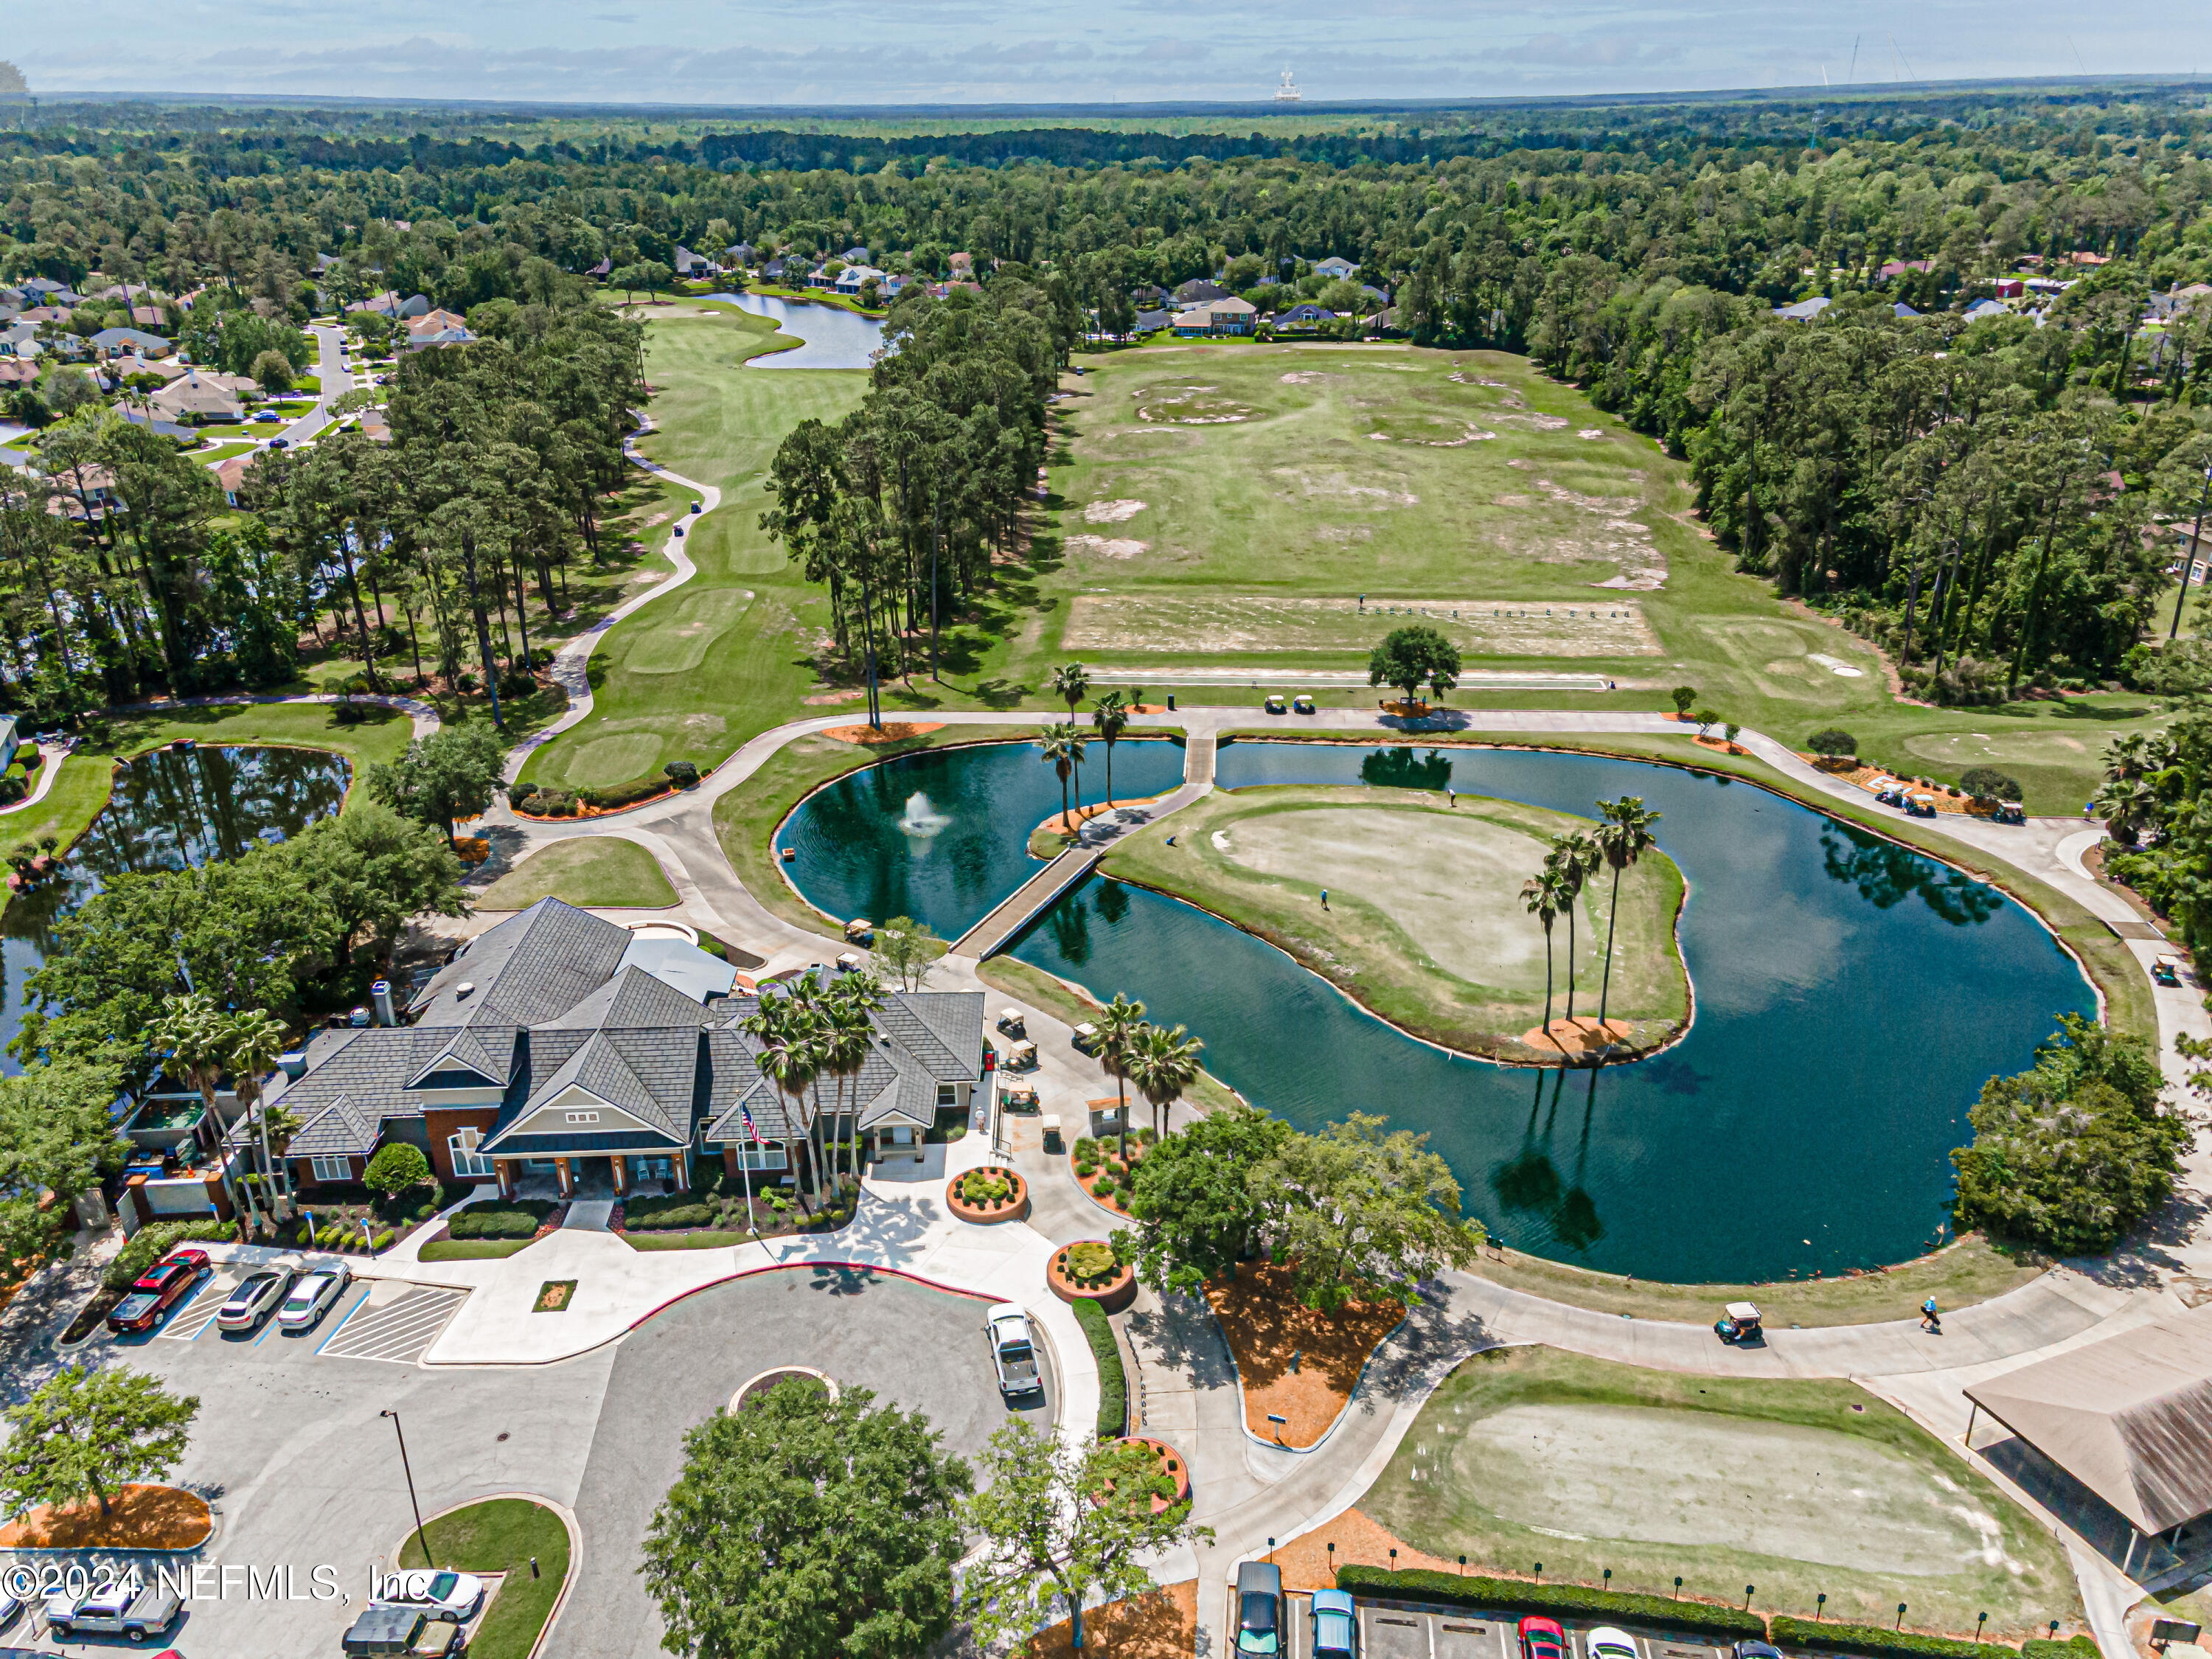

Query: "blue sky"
left=22, top=2, right=2212, bottom=105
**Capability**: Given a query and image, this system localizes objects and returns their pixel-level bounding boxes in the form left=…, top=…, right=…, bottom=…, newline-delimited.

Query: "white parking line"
left=156, top=1279, right=235, bottom=1342
left=316, top=1286, right=468, bottom=1365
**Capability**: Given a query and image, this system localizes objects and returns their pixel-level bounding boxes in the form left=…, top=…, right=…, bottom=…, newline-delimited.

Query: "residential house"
left=129, top=305, right=167, bottom=329
left=215, top=450, right=262, bottom=507
left=1129, top=284, right=1168, bottom=309
left=1132, top=308, right=1170, bottom=333
left=2070, top=251, right=2110, bottom=268
left=841, top=246, right=870, bottom=265
left=0, top=323, right=41, bottom=359
left=91, top=326, right=172, bottom=360
left=1962, top=298, right=2011, bottom=323
left=0, top=359, right=38, bottom=386
left=19, top=279, right=79, bottom=306
left=254, top=900, right=984, bottom=1200
left=724, top=243, right=755, bottom=267
left=116, top=406, right=192, bottom=439
left=1172, top=279, right=1231, bottom=309
left=760, top=257, right=790, bottom=282
left=1991, top=278, right=2025, bottom=299
left=947, top=252, right=975, bottom=278
left=150, top=369, right=247, bottom=425
left=114, top=352, right=187, bottom=383
left=358, top=408, right=392, bottom=443
left=1172, top=298, right=1257, bottom=338
left=672, top=245, right=709, bottom=277
left=405, top=309, right=475, bottom=350
left=587, top=257, right=613, bottom=279
left=1893, top=302, right=1922, bottom=319
left=349, top=291, right=431, bottom=319
left=835, top=265, right=888, bottom=299
left=1875, top=259, right=1933, bottom=281
left=1273, top=303, right=1336, bottom=330
left=1773, top=296, right=1832, bottom=322
left=1311, top=256, right=1359, bottom=279
left=18, top=306, right=73, bottom=327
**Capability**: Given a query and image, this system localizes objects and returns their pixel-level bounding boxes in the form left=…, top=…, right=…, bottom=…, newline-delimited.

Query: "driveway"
left=549, top=1265, right=1054, bottom=1659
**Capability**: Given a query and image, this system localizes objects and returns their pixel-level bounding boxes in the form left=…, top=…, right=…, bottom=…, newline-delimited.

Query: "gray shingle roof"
left=410, top=899, right=631, bottom=1028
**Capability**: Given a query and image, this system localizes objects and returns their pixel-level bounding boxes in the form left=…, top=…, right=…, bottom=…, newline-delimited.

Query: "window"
left=565, top=1110, right=599, bottom=1124
left=735, top=1147, right=787, bottom=1172
left=308, top=1155, right=352, bottom=1184
left=448, top=1128, right=492, bottom=1180
left=936, top=1083, right=957, bottom=1106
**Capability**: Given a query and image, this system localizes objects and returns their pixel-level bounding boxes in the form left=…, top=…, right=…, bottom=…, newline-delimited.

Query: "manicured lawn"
left=1100, top=784, right=1688, bottom=1058
left=521, top=307, right=866, bottom=792
left=417, top=1237, right=538, bottom=1262
left=1363, top=1346, right=2079, bottom=1638
left=192, top=439, right=258, bottom=465
left=479, top=836, right=678, bottom=910
left=396, top=1497, right=569, bottom=1659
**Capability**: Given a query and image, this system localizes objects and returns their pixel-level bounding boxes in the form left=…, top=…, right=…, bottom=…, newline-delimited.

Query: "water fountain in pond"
left=898, top=792, right=953, bottom=837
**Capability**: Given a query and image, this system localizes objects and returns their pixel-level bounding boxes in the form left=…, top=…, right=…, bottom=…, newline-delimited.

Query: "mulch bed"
left=947, top=1166, right=1030, bottom=1223
left=1025, top=1581, right=1196, bottom=1659
left=822, top=722, right=946, bottom=745
left=1048, top=1241, right=1137, bottom=1313
left=0, top=1484, right=212, bottom=1551
left=1205, top=1262, right=1405, bottom=1448
left=1270, top=1507, right=1454, bottom=1592
left=1071, top=1131, right=1147, bottom=1217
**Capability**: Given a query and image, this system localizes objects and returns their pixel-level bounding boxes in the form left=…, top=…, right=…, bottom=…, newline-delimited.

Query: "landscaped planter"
left=1092, top=1436, right=1190, bottom=1515
left=946, top=1166, right=1029, bottom=1223
left=1048, top=1239, right=1137, bottom=1314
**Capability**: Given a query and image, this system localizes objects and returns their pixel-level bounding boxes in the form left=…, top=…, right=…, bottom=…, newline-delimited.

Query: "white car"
left=378, top=1568, right=487, bottom=1621
left=216, top=1266, right=296, bottom=1332
left=1586, top=1627, right=1641, bottom=1659
left=276, top=1262, right=351, bottom=1332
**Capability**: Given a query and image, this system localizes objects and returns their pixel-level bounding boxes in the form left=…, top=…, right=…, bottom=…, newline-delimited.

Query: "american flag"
left=740, top=1101, right=763, bottom=1145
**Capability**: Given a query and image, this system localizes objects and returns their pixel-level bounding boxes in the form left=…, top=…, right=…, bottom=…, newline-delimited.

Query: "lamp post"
left=2171, top=464, right=2212, bottom=641
left=380, top=1409, right=434, bottom=1569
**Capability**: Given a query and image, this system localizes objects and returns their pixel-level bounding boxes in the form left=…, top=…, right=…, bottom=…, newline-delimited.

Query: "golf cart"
left=1265, top=695, right=1288, bottom=714
left=998, top=1083, right=1040, bottom=1112
left=2155, top=955, right=2185, bottom=987
left=1293, top=694, right=1317, bottom=715
left=1714, top=1301, right=1764, bottom=1345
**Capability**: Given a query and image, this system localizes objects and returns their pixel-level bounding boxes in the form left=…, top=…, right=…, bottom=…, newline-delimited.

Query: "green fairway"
left=1100, top=784, right=1686, bottom=1058
left=1366, top=1346, right=2079, bottom=1638
left=521, top=303, right=866, bottom=792
left=479, top=835, right=677, bottom=910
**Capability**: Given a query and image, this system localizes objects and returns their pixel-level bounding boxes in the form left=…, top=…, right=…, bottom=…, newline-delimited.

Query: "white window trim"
left=308, top=1155, right=352, bottom=1183
left=734, top=1147, right=787, bottom=1172
left=448, top=1129, right=492, bottom=1180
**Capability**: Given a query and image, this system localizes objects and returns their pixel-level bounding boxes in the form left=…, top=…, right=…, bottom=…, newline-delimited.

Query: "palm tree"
left=1593, top=796, right=1662, bottom=1035
left=2094, top=776, right=2160, bottom=846
left=1093, top=992, right=1148, bottom=1158
left=1545, top=832, right=1600, bottom=1030
left=1129, top=1021, right=1204, bottom=1140
left=149, top=992, right=260, bottom=1231
left=741, top=992, right=827, bottom=1206
left=2104, top=733, right=2149, bottom=783
left=821, top=973, right=885, bottom=1192
left=1520, top=873, right=1562, bottom=1056
left=1091, top=689, right=1135, bottom=809
left=1052, top=664, right=1091, bottom=813
left=220, top=1007, right=293, bottom=1205
left=1039, top=722, right=1087, bottom=841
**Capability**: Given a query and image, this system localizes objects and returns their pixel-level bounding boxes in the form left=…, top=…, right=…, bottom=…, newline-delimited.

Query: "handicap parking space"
left=153, top=1272, right=240, bottom=1340
left=315, top=1282, right=469, bottom=1365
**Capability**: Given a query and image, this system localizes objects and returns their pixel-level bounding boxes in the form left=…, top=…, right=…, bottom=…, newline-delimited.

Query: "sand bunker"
left=1085, top=498, right=1147, bottom=524
left=1065, top=534, right=1149, bottom=560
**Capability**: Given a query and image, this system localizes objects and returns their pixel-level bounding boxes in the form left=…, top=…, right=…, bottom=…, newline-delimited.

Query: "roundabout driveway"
left=551, top=1265, right=1056, bottom=1659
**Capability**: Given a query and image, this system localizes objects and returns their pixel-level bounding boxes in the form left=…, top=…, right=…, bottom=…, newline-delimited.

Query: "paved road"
left=274, top=322, right=352, bottom=447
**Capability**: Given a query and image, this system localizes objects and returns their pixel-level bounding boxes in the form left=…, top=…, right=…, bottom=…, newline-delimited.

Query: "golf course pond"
left=779, top=738, right=2096, bottom=1284
left=0, top=744, right=353, bottom=1071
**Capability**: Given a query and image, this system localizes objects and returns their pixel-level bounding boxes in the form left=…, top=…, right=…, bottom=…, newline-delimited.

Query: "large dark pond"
left=783, top=738, right=2095, bottom=1283
left=0, top=745, right=353, bottom=1070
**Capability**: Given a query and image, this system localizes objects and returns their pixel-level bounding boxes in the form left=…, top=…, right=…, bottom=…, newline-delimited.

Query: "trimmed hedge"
left=1074, top=1295, right=1126, bottom=1439
left=580, top=775, right=669, bottom=811
left=2018, top=1641, right=2097, bottom=1659
left=1337, top=1570, right=1767, bottom=1640
left=624, top=1200, right=715, bottom=1231
left=1770, top=1618, right=1994, bottom=1659
left=448, top=1200, right=556, bottom=1240
left=101, top=1219, right=239, bottom=1290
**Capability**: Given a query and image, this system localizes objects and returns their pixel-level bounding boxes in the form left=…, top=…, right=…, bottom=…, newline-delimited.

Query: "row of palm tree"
left=1519, top=797, right=1662, bottom=1062
left=148, top=991, right=296, bottom=1231
left=1039, top=664, right=1141, bottom=843
left=1091, top=991, right=1204, bottom=1158
left=737, top=970, right=890, bottom=1209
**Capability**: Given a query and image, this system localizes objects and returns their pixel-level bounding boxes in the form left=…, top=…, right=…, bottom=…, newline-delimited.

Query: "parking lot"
left=1268, top=1591, right=1728, bottom=1659
left=95, top=1262, right=467, bottom=1369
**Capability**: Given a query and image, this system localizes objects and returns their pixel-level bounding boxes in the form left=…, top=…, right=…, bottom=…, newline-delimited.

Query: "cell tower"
left=1275, top=67, right=1303, bottom=102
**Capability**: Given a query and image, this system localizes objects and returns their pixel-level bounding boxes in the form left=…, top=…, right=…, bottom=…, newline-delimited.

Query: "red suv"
left=1518, top=1618, right=1569, bottom=1659
left=106, top=1249, right=212, bottom=1335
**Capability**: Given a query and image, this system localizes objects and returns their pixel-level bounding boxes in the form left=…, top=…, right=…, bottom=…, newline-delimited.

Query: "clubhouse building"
left=255, top=899, right=984, bottom=1200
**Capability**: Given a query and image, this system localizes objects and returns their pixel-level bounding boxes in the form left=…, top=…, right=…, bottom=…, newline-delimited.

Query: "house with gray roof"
left=256, top=898, right=982, bottom=1200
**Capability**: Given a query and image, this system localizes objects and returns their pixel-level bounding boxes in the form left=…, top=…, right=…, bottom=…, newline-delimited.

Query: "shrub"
left=363, top=1143, right=431, bottom=1199
left=1335, top=1569, right=1765, bottom=1640
left=1073, top=1296, right=1125, bottom=1437
left=1960, top=766, right=2024, bottom=803
left=625, top=1202, right=715, bottom=1231
left=2020, top=1640, right=2098, bottom=1659
left=370, top=1230, right=395, bottom=1253
left=101, top=1220, right=237, bottom=1291
left=1770, top=1618, right=1992, bottom=1659
left=1091, top=1176, right=1116, bottom=1198
left=580, top=775, right=669, bottom=810
left=1669, top=684, right=1698, bottom=716
left=1075, top=1137, right=1101, bottom=1158
left=1064, top=1240, right=1118, bottom=1283
left=448, top=1200, right=554, bottom=1240
left=664, top=760, right=700, bottom=788
left=1074, top=1160, right=1096, bottom=1178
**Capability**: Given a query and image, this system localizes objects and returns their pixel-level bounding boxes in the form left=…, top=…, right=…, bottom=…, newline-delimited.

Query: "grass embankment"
left=417, top=1238, right=538, bottom=1262
left=712, top=723, right=1039, bottom=941
left=479, top=838, right=678, bottom=910
left=524, top=306, right=867, bottom=793
left=396, top=1498, right=570, bottom=1659
left=1101, top=784, right=1686, bottom=1060
left=1363, top=1346, right=2079, bottom=1639
left=1225, top=728, right=2154, bottom=1046
left=973, top=955, right=1244, bottom=1116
